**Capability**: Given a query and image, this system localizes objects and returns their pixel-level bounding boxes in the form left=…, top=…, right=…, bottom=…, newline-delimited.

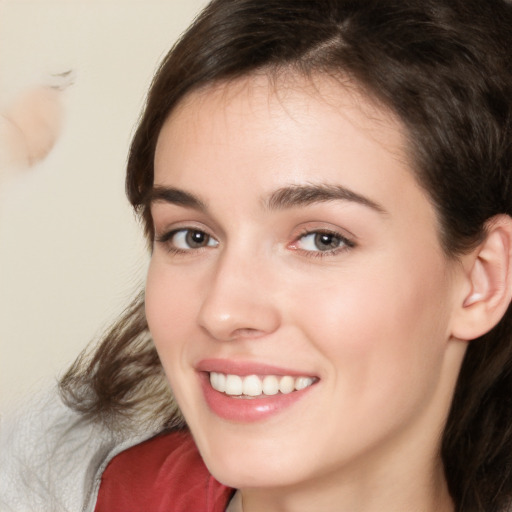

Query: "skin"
left=145, top=74, right=469, bottom=512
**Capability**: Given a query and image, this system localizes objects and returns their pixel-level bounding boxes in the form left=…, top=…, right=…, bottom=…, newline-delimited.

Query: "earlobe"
left=451, top=215, right=512, bottom=341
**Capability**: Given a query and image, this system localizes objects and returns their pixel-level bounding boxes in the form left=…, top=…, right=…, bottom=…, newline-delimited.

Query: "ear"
left=451, top=214, right=512, bottom=341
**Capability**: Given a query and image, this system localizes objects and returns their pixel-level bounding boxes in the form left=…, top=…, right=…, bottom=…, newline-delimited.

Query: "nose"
left=198, top=248, right=281, bottom=341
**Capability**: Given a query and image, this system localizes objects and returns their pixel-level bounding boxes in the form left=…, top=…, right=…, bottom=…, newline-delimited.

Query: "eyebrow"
left=147, top=182, right=387, bottom=215
left=264, top=183, right=387, bottom=214
left=147, top=186, right=207, bottom=212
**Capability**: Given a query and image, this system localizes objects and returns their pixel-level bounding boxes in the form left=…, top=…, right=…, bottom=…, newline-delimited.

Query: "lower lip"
left=199, top=373, right=316, bottom=422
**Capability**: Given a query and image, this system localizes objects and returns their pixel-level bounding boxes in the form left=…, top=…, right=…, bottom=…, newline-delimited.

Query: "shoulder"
left=0, top=387, right=117, bottom=512
left=95, top=430, right=234, bottom=512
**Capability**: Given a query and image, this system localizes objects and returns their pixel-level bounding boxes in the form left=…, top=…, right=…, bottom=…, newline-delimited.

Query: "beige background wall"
left=0, top=0, right=209, bottom=412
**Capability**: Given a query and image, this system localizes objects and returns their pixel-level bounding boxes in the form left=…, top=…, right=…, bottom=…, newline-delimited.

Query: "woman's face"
left=146, top=74, right=467, bottom=492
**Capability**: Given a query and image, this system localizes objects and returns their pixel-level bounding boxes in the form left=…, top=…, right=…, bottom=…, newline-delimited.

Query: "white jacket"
left=0, top=388, right=157, bottom=512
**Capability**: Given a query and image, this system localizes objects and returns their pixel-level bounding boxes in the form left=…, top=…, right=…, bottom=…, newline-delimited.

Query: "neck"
left=236, top=452, right=454, bottom=512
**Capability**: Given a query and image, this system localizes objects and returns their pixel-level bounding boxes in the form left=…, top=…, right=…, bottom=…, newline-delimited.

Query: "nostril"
left=230, top=327, right=267, bottom=340
left=199, top=324, right=267, bottom=342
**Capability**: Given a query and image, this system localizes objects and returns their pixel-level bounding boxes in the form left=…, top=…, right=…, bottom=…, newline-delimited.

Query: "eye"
left=157, top=228, right=219, bottom=252
left=293, top=230, right=354, bottom=254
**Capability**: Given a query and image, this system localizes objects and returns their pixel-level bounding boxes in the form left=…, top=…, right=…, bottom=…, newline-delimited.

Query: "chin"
left=191, top=422, right=315, bottom=489
left=207, top=455, right=305, bottom=490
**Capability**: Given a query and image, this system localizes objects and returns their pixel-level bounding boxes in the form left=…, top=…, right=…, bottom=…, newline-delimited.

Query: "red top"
left=94, top=430, right=234, bottom=512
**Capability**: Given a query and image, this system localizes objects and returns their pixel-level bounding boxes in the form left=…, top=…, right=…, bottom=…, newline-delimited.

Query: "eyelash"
left=154, top=227, right=356, bottom=258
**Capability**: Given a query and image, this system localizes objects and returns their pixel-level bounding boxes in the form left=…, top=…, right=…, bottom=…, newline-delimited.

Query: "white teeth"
left=279, top=376, right=295, bottom=394
left=262, top=375, right=279, bottom=395
left=217, top=372, right=226, bottom=392
left=225, top=374, right=243, bottom=395
left=210, top=371, right=226, bottom=392
left=242, top=375, right=262, bottom=396
left=295, top=376, right=314, bottom=390
left=209, top=372, right=315, bottom=397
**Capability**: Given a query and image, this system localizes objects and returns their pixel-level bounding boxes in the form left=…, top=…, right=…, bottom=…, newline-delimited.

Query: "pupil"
left=315, top=233, right=340, bottom=250
left=186, top=230, right=207, bottom=248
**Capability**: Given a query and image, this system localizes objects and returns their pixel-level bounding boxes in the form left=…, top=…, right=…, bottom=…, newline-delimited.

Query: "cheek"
left=145, top=261, right=196, bottom=364
left=288, top=252, right=453, bottom=405
left=145, top=260, right=205, bottom=416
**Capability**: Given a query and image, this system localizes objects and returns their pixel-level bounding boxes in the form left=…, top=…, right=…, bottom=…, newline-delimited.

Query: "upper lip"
left=196, top=358, right=318, bottom=377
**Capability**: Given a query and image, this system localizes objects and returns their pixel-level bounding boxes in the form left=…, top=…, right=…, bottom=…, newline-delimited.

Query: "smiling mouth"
left=209, top=372, right=317, bottom=398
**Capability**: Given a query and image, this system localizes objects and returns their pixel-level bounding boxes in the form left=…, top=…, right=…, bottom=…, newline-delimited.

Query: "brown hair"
left=60, top=1, right=512, bottom=510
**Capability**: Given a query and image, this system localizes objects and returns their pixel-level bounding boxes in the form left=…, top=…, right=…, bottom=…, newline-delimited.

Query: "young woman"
left=2, top=0, right=512, bottom=511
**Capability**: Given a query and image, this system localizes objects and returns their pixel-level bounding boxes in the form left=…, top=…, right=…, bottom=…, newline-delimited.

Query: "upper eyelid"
left=151, top=209, right=225, bottom=241
left=297, top=227, right=353, bottom=238
left=154, top=221, right=215, bottom=238
left=293, top=222, right=357, bottom=243
left=150, top=194, right=363, bottom=238
left=156, top=226, right=217, bottom=243
left=294, top=229, right=355, bottom=249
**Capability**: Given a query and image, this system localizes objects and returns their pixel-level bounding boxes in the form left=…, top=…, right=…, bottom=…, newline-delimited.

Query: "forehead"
left=153, top=73, right=432, bottom=221
left=154, top=72, right=410, bottom=182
